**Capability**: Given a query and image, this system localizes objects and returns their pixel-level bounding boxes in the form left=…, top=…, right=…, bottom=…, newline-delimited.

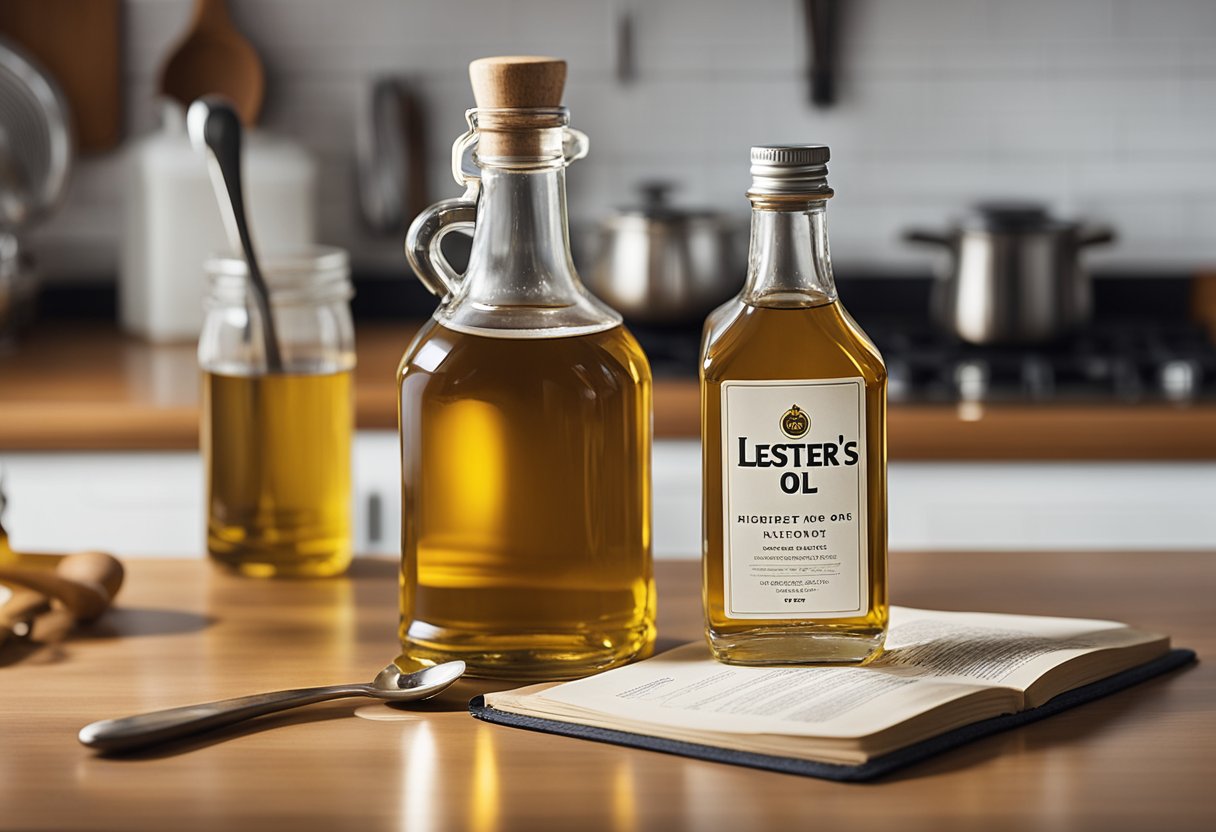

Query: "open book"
left=473, top=607, right=1183, bottom=772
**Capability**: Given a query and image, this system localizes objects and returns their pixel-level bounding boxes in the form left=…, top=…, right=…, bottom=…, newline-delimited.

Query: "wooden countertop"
left=2, top=323, right=1215, bottom=458
left=0, top=553, right=1211, bottom=831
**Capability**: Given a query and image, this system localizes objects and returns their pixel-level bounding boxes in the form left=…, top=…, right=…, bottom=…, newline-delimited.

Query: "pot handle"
left=405, top=187, right=478, bottom=298
left=1078, top=226, right=1116, bottom=247
left=903, top=229, right=953, bottom=246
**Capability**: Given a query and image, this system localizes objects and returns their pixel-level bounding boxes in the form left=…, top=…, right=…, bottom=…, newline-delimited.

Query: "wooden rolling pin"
left=0, top=586, right=51, bottom=643
left=0, top=551, right=124, bottom=625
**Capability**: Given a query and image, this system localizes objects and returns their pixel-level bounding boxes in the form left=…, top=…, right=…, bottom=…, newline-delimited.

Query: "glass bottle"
left=701, top=146, right=888, bottom=665
left=199, top=247, right=355, bottom=578
left=398, top=57, right=655, bottom=680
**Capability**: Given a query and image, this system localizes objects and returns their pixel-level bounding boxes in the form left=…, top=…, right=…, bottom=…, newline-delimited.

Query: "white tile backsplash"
left=25, top=0, right=1216, bottom=281
left=1111, top=0, right=1216, bottom=39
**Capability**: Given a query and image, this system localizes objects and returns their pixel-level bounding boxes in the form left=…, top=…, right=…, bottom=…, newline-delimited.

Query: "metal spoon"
left=186, top=95, right=284, bottom=372
left=78, top=660, right=465, bottom=754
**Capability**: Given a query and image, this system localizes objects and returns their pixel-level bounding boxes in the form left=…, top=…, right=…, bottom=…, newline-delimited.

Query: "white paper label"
left=720, top=378, right=868, bottom=619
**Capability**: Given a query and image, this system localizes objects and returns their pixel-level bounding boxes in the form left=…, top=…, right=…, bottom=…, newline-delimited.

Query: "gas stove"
left=873, top=321, right=1216, bottom=404
left=632, top=319, right=1216, bottom=404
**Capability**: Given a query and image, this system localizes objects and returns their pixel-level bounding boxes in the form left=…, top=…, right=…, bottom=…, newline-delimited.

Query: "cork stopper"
left=469, top=56, right=567, bottom=109
left=468, top=56, right=568, bottom=160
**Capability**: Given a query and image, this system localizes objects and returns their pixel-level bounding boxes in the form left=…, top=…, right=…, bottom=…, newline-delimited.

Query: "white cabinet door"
left=0, top=452, right=203, bottom=557
left=652, top=440, right=1216, bottom=556
left=4, top=439, right=1214, bottom=558
left=888, top=462, right=1216, bottom=551
left=0, top=433, right=405, bottom=557
left=353, top=431, right=401, bottom=556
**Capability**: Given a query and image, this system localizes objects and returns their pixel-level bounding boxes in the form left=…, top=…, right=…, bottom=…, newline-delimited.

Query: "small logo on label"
left=779, top=405, right=810, bottom=438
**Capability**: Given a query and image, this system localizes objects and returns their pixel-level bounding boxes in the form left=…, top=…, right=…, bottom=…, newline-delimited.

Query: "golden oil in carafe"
left=204, top=370, right=353, bottom=578
left=701, top=144, right=888, bottom=665
left=398, top=322, right=656, bottom=680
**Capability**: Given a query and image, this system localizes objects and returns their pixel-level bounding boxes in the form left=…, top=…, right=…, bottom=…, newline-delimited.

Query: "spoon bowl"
left=369, top=660, right=466, bottom=699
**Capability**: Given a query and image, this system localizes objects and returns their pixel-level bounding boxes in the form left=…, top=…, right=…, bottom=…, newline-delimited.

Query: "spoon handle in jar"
left=187, top=96, right=284, bottom=373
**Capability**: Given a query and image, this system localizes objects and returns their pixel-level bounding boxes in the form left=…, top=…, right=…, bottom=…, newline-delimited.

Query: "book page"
left=874, top=607, right=1166, bottom=692
left=490, top=607, right=1166, bottom=741
left=519, top=641, right=1006, bottom=739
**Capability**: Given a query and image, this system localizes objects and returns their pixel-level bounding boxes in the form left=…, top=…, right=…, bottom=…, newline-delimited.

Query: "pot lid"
left=966, top=201, right=1075, bottom=232
left=615, top=181, right=716, bottom=221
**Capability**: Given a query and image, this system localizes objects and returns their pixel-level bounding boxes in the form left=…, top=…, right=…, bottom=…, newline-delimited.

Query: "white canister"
left=119, top=101, right=316, bottom=342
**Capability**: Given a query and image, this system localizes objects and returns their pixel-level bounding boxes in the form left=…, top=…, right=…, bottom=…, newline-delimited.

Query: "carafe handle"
left=405, top=186, right=478, bottom=298
left=407, top=107, right=590, bottom=299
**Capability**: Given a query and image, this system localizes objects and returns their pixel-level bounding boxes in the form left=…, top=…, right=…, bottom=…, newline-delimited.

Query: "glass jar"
left=199, top=247, right=356, bottom=578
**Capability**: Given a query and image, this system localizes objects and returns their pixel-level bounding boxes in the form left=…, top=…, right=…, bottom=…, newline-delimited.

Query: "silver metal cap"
left=748, top=144, right=833, bottom=198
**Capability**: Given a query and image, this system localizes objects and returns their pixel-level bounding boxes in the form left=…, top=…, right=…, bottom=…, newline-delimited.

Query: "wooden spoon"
left=159, top=0, right=264, bottom=125
left=0, top=551, right=124, bottom=624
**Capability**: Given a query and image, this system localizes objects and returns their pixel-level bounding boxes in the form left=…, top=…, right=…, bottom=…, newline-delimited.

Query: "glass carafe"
left=398, top=57, right=655, bottom=680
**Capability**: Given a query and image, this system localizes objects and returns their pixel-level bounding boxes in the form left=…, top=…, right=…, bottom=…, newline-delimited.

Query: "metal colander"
left=0, top=36, right=72, bottom=229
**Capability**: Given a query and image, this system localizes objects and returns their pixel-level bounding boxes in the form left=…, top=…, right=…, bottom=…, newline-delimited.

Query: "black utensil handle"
left=904, top=230, right=953, bottom=246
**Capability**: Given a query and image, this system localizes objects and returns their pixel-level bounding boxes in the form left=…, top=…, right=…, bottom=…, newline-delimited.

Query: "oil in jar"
left=203, top=369, right=353, bottom=578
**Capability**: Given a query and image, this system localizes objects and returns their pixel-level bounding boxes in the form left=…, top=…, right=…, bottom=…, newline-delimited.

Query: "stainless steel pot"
left=0, top=234, right=36, bottom=344
left=588, top=183, right=738, bottom=325
left=906, top=203, right=1115, bottom=345
left=0, top=38, right=73, bottom=343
